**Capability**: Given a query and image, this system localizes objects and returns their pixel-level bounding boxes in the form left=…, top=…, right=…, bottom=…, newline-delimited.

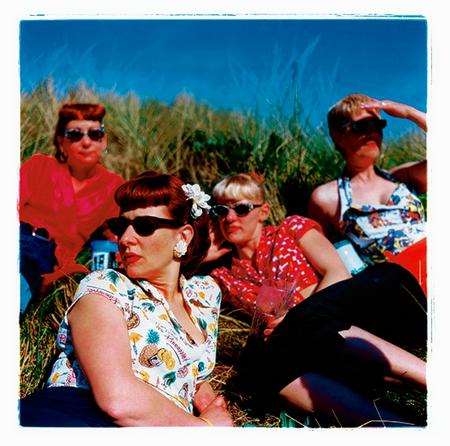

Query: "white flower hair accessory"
left=181, top=183, right=211, bottom=219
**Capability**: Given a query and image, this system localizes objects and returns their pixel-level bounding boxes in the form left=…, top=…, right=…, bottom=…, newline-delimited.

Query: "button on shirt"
left=47, top=269, right=222, bottom=413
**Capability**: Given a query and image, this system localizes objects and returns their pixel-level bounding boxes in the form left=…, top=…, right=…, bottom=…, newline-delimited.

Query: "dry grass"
left=19, top=277, right=427, bottom=428
left=19, top=81, right=427, bottom=427
left=21, top=80, right=426, bottom=221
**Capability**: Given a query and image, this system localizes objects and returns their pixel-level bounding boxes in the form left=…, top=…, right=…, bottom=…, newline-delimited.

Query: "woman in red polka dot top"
left=208, top=173, right=427, bottom=427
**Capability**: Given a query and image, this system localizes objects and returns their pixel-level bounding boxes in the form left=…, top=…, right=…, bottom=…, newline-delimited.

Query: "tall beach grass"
left=19, top=80, right=427, bottom=426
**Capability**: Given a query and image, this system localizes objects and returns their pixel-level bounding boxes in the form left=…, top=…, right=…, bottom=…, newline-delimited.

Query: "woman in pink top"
left=19, top=103, right=124, bottom=313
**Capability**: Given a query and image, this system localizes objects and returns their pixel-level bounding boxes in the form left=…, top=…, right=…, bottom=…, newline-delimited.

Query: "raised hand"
left=203, top=221, right=233, bottom=263
left=360, top=98, right=426, bottom=130
left=360, top=99, right=411, bottom=119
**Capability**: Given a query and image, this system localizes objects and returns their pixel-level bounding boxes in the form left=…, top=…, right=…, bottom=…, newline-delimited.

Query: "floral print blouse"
left=47, top=269, right=222, bottom=414
left=338, top=167, right=426, bottom=263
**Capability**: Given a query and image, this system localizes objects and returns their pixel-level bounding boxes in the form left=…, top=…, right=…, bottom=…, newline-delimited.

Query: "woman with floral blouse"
left=308, top=94, right=427, bottom=292
left=20, top=171, right=233, bottom=427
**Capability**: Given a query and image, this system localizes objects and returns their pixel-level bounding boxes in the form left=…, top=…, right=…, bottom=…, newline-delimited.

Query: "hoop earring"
left=173, top=240, right=188, bottom=259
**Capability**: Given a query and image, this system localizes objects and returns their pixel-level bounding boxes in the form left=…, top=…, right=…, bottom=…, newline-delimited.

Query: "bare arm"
left=390, top=160, right=427, bottom=194
left=307, top=184, right=340, bottom=240
left=263, top=228, right=350, bottom=339
left=297, top=229, right=350, bottom=292
left=202, top=222, right=233, bottom=264
left=360, top=99, right=427, bottom=193
left=69, top=294, right=229, bottom=426
left=361, top=99, right=427, bottom=131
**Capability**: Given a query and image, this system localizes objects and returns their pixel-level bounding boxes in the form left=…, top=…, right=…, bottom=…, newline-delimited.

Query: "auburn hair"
left=53, top=103, right=106, bottom=163
left=114, top=171, right=211, bottom=278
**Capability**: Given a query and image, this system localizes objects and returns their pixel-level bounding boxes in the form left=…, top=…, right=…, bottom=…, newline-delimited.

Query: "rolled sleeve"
left=281, top=215, right=323, bottom=240
left=72, top=269, right=132, bottom=320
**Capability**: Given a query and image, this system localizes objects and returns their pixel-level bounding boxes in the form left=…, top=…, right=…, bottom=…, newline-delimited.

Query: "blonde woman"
left=308, top=94, right=426, bottom=291
left=207, top=173, right=426, bottom=427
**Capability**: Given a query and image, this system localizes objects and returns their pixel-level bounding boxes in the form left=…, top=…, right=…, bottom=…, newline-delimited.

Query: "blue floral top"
left=338, top=168, right=426, bottom=263
left=46, top=269, right=222, bottom=414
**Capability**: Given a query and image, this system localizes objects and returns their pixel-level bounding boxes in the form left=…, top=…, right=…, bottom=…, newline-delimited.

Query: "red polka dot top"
left=211, top=215, right=321, bottom=316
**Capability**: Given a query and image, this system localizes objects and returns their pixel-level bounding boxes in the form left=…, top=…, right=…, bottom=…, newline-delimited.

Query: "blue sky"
left=20, top=18, right=427, bottom=138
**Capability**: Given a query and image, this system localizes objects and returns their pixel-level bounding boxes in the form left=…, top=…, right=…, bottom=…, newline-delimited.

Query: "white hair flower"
left=181, top=183, right=211, bottom=219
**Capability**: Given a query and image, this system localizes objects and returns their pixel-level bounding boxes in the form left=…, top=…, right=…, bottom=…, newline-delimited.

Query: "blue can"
left=90, top=240, right=118, bottom=271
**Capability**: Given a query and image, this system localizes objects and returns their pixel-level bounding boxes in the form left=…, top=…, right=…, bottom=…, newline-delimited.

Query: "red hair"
left=115, top=171, right=211, bottom=278
left=53, top=103, right=106, bottom=163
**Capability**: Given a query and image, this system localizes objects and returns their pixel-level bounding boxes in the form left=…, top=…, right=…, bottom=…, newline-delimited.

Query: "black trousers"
left=238, top=263, right=427, bottom=396
left=20, top=387, right=116, bottom=427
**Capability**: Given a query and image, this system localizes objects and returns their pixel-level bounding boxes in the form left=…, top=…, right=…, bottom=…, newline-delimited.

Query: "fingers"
left=202, top=394, right=227, bottom=410
left=217, top=246, right=233, bottom=256
left=195, top=395, right=213, bottom=413
left=360, top=99, right=386, bottom=110
left=361, top=99, right=410, bottom=119
left=213, top=395, right=227, bottom=408
left=263, top=328, right=274, bottom=340
left=265, top=314, right=285, bottom=329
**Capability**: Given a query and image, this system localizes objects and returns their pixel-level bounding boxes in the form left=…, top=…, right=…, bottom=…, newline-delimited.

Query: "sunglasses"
left=63, top=127, right=106, bottom=142
left=344, top=118, right=387, bottom=135
left=106, top=216, right=181, bottom=238
left=210, top=202, right=263, bottom=218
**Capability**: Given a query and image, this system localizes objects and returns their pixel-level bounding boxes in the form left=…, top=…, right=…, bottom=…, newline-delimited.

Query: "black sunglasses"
left=344, top=118, right=387, bottom=135
left=210, top=202, right=263, bottom=218
left=106, top=216, right=181, bottom=238
left=64, top=127, right=106, bottom=142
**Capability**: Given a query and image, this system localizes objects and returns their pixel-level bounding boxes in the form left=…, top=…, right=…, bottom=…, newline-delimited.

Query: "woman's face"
left=333, top=109, right=383, bottom=164
left=59, top=120, right=107, bottom=169
left=118, top=205, right=190, bottom=280
left=216, top=198, right=269, bottom=248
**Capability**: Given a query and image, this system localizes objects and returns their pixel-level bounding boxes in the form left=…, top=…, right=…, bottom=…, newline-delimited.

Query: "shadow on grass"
left=213, top=305, right=427, bottom=428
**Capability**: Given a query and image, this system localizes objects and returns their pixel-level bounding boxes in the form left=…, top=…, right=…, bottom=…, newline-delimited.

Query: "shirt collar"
left=136, top=274, right=188, bottom=303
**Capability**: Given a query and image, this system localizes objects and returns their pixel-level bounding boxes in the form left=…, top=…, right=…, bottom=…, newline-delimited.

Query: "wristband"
left=199, top=416, right=214, bottom=427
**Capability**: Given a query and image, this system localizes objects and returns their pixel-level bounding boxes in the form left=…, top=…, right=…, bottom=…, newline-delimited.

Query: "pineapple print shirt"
left=47, top=269, right=222, bottom=414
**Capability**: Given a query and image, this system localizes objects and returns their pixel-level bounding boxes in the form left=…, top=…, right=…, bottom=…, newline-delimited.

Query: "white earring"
left=173, top=240, right=188, bottom=259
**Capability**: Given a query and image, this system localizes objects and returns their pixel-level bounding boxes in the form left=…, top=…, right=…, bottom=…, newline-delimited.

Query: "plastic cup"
left=249, top=279, right=296, bottom=337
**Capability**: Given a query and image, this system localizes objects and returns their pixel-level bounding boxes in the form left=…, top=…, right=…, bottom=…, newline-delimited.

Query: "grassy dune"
left=19, top=80, right=427, bottom=427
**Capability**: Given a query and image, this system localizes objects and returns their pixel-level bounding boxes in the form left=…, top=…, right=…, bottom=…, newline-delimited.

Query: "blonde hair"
left=212, top=173, right=265, bottom=203
left=327, top=93, right=374, bottom=141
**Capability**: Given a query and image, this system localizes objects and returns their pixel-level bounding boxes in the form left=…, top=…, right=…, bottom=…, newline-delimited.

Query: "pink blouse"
left=20, top=154, right=124, bottom=282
